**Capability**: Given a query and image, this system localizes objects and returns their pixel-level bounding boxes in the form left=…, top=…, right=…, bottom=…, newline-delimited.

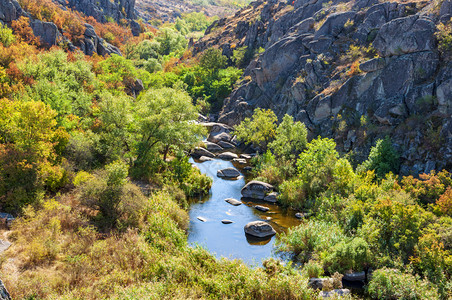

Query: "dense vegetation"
left=235, top=109, right=452, bottom=299
left=0, top=7, right=298, bottom=299
left=1, top=0, right=451, bottom=299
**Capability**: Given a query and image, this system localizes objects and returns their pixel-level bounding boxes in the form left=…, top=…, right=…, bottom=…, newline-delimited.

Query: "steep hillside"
left=193, top=0, right=452, bottom=174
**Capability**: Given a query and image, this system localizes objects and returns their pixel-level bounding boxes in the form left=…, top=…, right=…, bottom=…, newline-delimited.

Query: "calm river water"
left=188, top=157, right=301, bottom=265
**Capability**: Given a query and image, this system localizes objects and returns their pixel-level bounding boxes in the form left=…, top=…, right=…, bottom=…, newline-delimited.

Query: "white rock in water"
left=225, top=198, right=242, bottom=206
left=199, top=156, right=214, bottom=162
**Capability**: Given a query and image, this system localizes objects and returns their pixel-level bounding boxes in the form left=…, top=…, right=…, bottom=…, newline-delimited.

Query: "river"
left=188, top=156, right=301, bottom=266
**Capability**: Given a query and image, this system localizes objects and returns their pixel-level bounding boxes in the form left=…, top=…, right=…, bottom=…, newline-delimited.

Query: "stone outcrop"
left=0, top=279, right=10, bottom=300
left=0, top=0, right=22, bottom=23
left=0, top=0, right=124, bottom=56
left=77, top=23, right=122, bottom=56
left=58, top=0, right=135, bottom=23
left=30, top=19, right=61, bottom=47
left=194, top=0, right=452, bottom=174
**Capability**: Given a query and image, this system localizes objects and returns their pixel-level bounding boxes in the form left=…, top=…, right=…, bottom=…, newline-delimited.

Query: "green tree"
left=133, top=87, right=206, bottom=177
left=78, top=160, right=148, bottom=230
left=0, top=23, right=15, bottom=47
left=0, top=99, right=68, bottom=212
left=234, top=108, right=277, bottom=150
left=156, top=28, right=187, bottom=56
left=20, top=49, right=94, bottom=127
left=268, top=114, right=307, bottom=159
left=296, top=137, right=339, bottom=198
left=358, top=137, right=400, bottom=178
left=95, top=92, right=134, bottom=164
left=199, top=48, right=226, bottom=78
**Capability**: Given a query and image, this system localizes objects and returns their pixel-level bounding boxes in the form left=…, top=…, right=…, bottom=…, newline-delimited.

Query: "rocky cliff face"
left=194, top=0, right=452, bottom=174
left=0, top=0, right=127, bottom=56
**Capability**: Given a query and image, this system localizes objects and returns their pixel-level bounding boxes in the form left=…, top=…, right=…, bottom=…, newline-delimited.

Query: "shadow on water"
left=187, top=156, right=302, bottom=265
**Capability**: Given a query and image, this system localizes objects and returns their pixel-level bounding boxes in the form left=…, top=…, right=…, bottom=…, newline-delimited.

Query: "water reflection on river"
left=187, top=157, right=301, bottom=265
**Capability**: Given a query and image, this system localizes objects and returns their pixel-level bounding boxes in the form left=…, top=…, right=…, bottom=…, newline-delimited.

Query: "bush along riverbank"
left=233, top=108, right=452, bottom=299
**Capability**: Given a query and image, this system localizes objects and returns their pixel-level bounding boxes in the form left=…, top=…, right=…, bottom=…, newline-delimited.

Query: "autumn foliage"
left=18, top=0, right=85, bottom=41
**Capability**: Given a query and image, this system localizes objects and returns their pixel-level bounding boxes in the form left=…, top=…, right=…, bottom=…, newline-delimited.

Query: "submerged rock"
left=241, top=181, right=274, bottom=200
left=217, top=167, right=241, bottom=178
left=225, top=198, right=242, bottom=206
left=244, top=221, right=276, bottom=238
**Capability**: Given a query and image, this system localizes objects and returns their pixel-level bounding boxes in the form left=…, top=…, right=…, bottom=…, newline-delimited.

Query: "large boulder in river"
left=218, top=140, right=235, bottom=149
left=244, top=221, right=276, bottom=238
left=241, top=181, right=273, bottom=200
left=204, top=141, right=223, bottom=152
left=192, top=147, right=215, bottom=159
left=217, top=167, right=240, bottom=178
left=218, top=152, right=238, bottom=160
left=208, top=132, right=232, bottom=144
